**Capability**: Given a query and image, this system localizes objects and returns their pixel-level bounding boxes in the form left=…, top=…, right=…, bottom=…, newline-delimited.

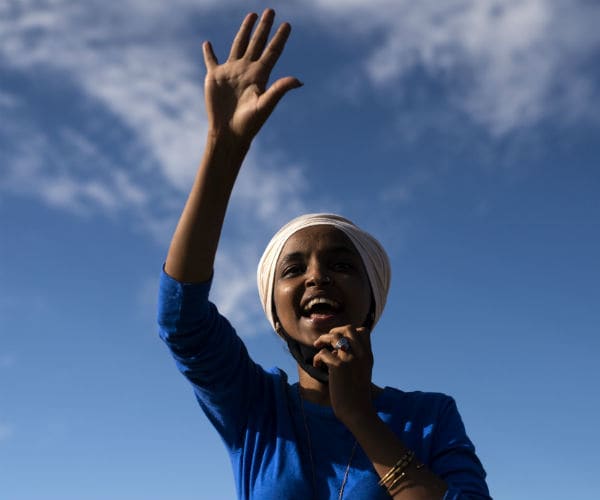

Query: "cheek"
left=273, top=282, right=297, bottom=318
left=349, top=277, right=373, bottom=313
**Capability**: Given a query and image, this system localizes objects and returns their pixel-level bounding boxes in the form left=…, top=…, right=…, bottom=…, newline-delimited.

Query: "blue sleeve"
left=431, top=397, right=491, bottom=500
left=156, top=269, right=263, bottom=450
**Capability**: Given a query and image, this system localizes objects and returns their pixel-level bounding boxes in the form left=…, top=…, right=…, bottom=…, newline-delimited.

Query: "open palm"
left=203, top=9, right=301, bottom=142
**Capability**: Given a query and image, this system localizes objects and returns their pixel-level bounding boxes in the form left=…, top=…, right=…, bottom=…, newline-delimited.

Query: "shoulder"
left=265, top=366, right=289, bottom=385
left=254, top=366, right=294, bottom=404
left=379, top=387, right=455, bottom=415
left=376, top=387, right=462, bottom=437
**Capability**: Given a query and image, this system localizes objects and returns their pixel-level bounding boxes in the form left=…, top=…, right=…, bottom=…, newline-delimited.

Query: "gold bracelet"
left=387, top=471, right=408, bottom=491
left=378, top=449, right=415, bottom=489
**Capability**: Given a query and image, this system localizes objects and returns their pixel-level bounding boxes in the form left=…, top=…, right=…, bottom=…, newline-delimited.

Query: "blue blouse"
left=157, top=270, right=491, bottom=499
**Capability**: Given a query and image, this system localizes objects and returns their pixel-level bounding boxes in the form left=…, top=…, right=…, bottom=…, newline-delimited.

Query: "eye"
left=332, top=261, right=353, bottom=272
left=281, top=264, right=303, bottom=278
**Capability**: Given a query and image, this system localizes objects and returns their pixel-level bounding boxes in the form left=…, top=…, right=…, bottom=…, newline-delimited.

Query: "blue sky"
left=1, top=1, right=599, bottom=499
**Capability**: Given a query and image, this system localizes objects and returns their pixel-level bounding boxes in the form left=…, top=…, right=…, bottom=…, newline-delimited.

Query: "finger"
left=313, top=326, right=354, bottom=347
left=228, top=12, right=258, bottom=60
left=314, top=331, right=358, bottom=359
left=335, top=336, right=352, bottom=354
left=337, top=327, right=367, bottom=357
left=336, top=331, right=364, bottom=358
left=246, top=8, right=275, bottom=60
left=256, top=76, right=302, bottom=121
left=202, top=41, right=218, bottom=70
left=355, top=326, right=372, bottom=352
left=313, top=330, right=347, bottom=350
left=313, top=348, right=339, bottom=370
left=259, top=22, right=291, bottom=73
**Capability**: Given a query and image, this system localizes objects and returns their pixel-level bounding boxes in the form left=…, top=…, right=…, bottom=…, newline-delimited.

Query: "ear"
left=273, top=313, right=286, bottom=340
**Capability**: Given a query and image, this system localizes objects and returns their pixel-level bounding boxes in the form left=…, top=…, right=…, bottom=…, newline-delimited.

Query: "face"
left=273, top=225, right=373, bottom=346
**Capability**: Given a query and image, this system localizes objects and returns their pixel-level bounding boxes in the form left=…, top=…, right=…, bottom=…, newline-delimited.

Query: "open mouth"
left=302, top=297, right=342, bottom=319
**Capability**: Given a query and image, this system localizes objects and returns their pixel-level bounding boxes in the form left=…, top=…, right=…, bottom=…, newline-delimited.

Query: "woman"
left=158, top=8, right=490, bottom=500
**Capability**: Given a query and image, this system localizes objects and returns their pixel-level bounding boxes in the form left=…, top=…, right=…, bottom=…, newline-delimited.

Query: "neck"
left=298, top=367, right=331, bottom=406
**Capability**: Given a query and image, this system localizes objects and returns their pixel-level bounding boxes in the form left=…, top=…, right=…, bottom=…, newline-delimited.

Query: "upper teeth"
left=304, top=297, right=340, bottom=312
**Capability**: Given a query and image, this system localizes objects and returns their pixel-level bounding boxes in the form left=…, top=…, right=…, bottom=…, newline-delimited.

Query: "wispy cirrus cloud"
left=0, top=0, right=202, bottom=222
left=306, top=0, right=600, bottom=136
left=0, top=0, right=311, bottom=332
left=0, top=0, right=308, bottom=229
left=291, top=0, right=600, bottom=216
left=3, top=0, right=598, bottom=331
left=3, top=0, right=598, bottom=222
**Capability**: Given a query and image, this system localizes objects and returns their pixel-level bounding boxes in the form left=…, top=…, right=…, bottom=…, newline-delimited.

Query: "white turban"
left=257, top=213, right=391, bottom=331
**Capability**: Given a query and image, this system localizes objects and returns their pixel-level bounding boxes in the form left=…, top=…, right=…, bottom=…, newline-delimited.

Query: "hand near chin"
left=313, top=325, right=376, bottom=425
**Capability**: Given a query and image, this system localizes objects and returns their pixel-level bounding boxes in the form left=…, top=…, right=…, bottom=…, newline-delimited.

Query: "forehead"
left=278, top=225, right=359, bottom=261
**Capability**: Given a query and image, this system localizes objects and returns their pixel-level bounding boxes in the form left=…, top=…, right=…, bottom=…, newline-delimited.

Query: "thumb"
left=258, top=76, right=303, bottom=117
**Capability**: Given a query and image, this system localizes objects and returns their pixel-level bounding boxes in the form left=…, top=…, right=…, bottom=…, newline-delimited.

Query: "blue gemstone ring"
left=334, top=337, right=351, bottom=353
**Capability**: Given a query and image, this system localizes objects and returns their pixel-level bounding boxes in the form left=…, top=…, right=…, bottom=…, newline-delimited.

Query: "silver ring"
left=334, top=337, right=351, bottom=353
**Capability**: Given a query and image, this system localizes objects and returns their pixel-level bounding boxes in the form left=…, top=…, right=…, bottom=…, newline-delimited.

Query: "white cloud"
left=0, top=0, right=312, bottom=329
left=233, top=148, right=309, bottom=225
left=1, top=2, right=209, bottom=189
left=212, top=248, right=263, bottom=331
left=80, top=45, right=207, bottom=192
left=0, top=0, right=308, bottom=220
left=2, top=0, right=598, bottom=155
left=4, top=0, right=593, bottom=193
left=0, top=125, right=152, bottom=216
left=306, top=0, right=600, bottom=136
left=208, top=146, right=310, bottom=334
left=4, top=0, right=596, bottom=332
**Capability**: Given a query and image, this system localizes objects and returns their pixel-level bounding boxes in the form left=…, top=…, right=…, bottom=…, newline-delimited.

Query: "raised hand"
left=202, top=9, right=302, bottom=143
left=165, top=9, right=300, bottom=283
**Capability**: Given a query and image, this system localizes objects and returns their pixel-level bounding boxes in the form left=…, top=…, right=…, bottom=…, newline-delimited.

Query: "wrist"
left=202, top=130, right=252, bottom=178
left=206, top=128, right=252, bottom=153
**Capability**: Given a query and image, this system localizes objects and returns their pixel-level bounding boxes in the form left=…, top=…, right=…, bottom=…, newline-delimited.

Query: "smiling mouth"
left=300, top=298, right=345, bottom=329
left=302, top=297, right=341, bottom=318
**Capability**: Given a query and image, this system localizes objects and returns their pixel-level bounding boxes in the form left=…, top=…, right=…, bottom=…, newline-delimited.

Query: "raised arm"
left=165, top=9, right=301, bottom=282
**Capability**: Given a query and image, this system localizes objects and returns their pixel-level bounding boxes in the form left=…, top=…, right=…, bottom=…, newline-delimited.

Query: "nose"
left=305, top=262, right=331, bottom=287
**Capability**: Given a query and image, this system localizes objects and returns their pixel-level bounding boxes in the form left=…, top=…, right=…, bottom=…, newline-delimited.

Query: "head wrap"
left=257, top=213, right=391, bottom=331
